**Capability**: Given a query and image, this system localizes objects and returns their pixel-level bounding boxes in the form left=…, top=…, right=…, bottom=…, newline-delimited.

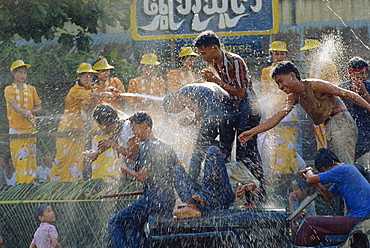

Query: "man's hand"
left=98, top=139, right=117, bottom=151
left=299, top=167, right=314, bottom=179
left=23, top=110, right=34, bottom=119
left=235, top=183, right=256, bottom=200
left=201, top=68, right=221, bottom=84
left=82, top=149, right=100, bottom=163
left=238, top=130, right=254, bottom=145
left=350, top=79, right=366, bottom=94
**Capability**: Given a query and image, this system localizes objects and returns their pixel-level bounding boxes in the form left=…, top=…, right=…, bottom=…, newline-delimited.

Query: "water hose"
left=26, top=118, right=54, bottom=159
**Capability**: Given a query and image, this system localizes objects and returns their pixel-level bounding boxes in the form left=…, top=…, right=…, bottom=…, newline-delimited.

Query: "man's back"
left=135, top=138, right=178, bottom=194
left=179, top=82, right=234, bottom=118
left=319, top=163, right=370, bottom=218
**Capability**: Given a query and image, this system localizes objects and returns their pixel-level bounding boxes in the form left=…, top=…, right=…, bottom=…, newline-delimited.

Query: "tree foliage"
left=0, top=0, right=131, bottom=52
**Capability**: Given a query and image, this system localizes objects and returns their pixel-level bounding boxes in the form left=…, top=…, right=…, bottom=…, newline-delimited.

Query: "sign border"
left=130, top=0, right=279, bottom=41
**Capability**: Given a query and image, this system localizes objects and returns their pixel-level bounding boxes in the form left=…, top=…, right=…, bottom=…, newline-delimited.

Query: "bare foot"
left=172, top=202, right=201, bottom=218
left=192, top=195, right=205, bottom=206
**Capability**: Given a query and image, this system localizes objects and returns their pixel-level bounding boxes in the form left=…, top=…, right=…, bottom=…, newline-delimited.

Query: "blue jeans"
left=188, top=117, right=222, bottom=182
left=220, top=98, right=266, bottom=204
left=108, top=189, right=175, bottom=248
left=175, top=146, right=235, bottom=212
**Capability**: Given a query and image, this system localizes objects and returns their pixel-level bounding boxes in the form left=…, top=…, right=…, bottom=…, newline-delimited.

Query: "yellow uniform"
left=51, top=83, right=91, bottom=182
left=167, top=70, right=197, bottom=93
left=259, top=65, right=299, bottom=174
left=127, top=76, right=166, bottom=121
left=4, top=83, right=41, bottom=183
left=90, top=77, right=126, bottom=181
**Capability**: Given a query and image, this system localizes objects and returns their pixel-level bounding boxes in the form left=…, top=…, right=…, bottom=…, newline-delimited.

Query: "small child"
left=4, top=153, right=16, bottom=186
left=30, top=204, right=62, bottom=248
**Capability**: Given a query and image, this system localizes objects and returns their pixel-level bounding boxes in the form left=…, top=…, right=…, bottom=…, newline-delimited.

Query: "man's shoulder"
left=224, top=51, right=243, bottom=62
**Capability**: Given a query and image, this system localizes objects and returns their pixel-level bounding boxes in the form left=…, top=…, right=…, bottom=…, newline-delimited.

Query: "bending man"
left=294, top=148, right=370, bottom=246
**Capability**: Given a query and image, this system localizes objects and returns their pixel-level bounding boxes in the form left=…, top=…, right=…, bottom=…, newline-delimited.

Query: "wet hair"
left=271, top=61, right=301, bottom=81
left=93, top=104, right=119, bottom=126
left=129, top=112, right=153, bottom=129
left=34, top=204, right=50, bottom=223
left=348, top=56, right=368, bottom=70
left=194, top=30, right=220, bottom=48
left=314, top=148, right=341, bottom=172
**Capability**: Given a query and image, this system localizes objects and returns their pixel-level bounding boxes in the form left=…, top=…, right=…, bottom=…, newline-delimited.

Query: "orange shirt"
left=127, top=76, right=166, bottom=105
left=58, top=83, right=91, bottom=131
left=167, top=70, right=197, bottom=92
left=91, top=77, right=126, bottom=110
left=4, top=83, right=41, bottom=131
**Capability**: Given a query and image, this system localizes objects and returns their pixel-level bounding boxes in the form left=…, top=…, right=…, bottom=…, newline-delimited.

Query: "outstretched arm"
left=312, top=80, right=370, bottom=111
left=238, top=95, right=295, bottom=144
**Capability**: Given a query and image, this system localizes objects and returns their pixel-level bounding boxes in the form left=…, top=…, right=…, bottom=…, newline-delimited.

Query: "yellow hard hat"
left=93, top=58, right=114, bottom=71
left=269, top=41, right=288, bottom=52
left=179, top=47, right=200, bottom=57
left=141, top=54, right=160, bottom=65
left=10, top=60, right=31, bottom=72
left=300, top=39, right=321, bottom=51
left=77, top=63, right=97, bottom=74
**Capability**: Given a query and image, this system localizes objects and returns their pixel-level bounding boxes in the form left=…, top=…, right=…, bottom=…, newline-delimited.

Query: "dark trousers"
left=293, top=215, right=361, bottom=246
left=108, top=190, right=175, bottom=248
left=188, top=117, right=222, bottom=182
left=175, top=146, right=235, bottom=212
left=220, top=98, right=266, bottom=204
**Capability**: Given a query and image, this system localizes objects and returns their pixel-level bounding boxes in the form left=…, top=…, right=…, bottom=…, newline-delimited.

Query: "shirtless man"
left=238, top=61, right=370, bottom=165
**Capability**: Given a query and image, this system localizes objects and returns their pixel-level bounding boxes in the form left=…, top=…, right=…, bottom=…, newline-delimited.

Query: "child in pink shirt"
left=30, top=204, right=62, bottom=248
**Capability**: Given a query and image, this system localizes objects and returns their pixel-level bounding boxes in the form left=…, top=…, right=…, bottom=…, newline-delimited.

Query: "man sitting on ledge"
left=172, top=146, right=261, bottom=219
left=295, top=148, right=370, bottom=246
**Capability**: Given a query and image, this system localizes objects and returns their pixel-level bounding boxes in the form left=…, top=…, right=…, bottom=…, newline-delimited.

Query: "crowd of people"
left=2, top=30, right=370, bottom=247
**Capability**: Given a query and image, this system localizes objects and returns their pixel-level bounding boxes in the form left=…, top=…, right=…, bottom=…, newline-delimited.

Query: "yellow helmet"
left=93, top=58, right=114, bottom=71
left=77, top=63, right=97, bottom=74
left=269, top=41, right=288, bottom=52
left=300, top=39, right=321, bottom=51
left=179, top=47, right=200, bottom=57
left=140, top=54, right=160, bottom=65
left=10, top=60, right=31, bottom=72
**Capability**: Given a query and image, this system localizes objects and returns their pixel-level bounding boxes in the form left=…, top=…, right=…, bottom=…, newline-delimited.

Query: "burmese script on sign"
left=131, top=0, right=278, bottom=40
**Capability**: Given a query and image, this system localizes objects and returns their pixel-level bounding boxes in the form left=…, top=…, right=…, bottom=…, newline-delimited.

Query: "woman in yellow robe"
left=259, top=41, right=300, bottom=175
left=4, top=60, right=42, bottom=183
left=127, top=54, right=166, bottom=123
left=90, top=58, right=126, bottom=181
left=167, top=47, right=199, bottom=93
left=50, top=63, right=112, bottom=182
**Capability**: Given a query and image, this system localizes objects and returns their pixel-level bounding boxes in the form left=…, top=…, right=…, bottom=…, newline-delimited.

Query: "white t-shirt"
left=35, top=166, right=51, bottom=181
left=5, top=171, right=16, bottom=186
